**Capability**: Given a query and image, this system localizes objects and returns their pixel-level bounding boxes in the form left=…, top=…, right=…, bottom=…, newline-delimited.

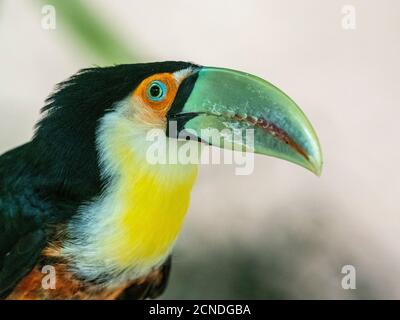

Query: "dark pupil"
left=150, top=84, right=161, bottom=98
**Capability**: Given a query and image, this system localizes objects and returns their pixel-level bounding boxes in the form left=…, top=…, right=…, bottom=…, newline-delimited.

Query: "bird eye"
left=147, top=81, right=167, bottom=101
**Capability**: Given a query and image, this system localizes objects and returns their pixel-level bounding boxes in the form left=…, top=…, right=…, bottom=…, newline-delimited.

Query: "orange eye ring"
left=133, top=73, right=179, bottom=114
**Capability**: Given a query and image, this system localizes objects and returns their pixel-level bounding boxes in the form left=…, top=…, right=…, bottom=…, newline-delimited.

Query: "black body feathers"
left=0, top=62, right=195, bottom=298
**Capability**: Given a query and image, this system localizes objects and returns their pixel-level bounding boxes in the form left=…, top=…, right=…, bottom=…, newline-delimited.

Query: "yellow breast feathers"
left=95, top=114, right=198, bottom=270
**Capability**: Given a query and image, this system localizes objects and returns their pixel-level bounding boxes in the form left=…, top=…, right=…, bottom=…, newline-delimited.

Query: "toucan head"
left=34, top=61, right=322, bottom=197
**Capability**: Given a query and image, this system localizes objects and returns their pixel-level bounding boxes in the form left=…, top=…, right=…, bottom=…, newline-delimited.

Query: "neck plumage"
left=63, top=111, right=198, bottom=284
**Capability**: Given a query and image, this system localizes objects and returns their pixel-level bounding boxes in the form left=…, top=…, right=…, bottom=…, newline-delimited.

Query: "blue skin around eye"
left=147, top=81, right=167, bottom=101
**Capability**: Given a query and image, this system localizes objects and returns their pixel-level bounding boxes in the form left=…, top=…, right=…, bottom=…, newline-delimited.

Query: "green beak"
left=168, top=67, right=323, bottom=176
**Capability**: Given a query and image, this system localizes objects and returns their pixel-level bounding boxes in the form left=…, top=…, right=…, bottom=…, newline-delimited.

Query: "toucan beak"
left=167, top=67, right=323, bottom=176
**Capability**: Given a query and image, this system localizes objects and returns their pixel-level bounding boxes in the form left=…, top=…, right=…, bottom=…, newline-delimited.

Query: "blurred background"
left=1, top=0, right=399, bottom=299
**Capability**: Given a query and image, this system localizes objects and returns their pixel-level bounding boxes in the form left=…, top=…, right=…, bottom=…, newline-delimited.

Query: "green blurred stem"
left=38, top=0, right=142, bottom=64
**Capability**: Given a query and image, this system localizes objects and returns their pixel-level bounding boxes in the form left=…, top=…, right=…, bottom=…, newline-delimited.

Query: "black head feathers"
left=31, top=61, right=197, bottom=201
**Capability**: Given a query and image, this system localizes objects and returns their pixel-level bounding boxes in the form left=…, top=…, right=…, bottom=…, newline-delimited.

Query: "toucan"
left=0, top=62, right=322, bottom=299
